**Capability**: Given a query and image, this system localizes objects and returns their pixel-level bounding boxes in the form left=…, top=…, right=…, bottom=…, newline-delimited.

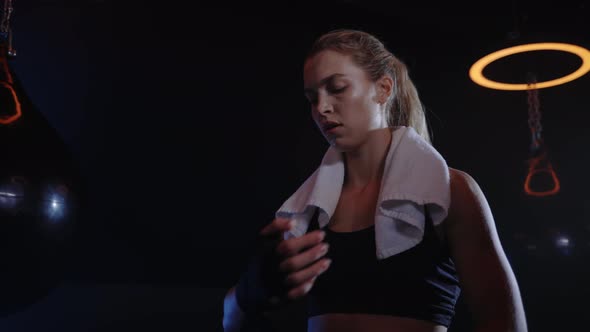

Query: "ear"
left=376, top=74, right=394, bottom=104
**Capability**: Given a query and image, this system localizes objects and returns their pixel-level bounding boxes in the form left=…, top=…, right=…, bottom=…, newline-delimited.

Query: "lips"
left=322, top=122, right=341, bottom=131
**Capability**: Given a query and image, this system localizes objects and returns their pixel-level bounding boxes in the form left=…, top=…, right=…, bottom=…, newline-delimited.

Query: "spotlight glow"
left=556, top=236, right=570, bottom=248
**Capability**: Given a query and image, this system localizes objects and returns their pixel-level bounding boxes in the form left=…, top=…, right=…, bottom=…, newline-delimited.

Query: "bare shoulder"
left=433, top=166, right=501, bottom=252
left=449, top=167, right=478, bottom=194
left=447, top=167, right=490, bottom=225
left=433, top=167, right=485, bottom=241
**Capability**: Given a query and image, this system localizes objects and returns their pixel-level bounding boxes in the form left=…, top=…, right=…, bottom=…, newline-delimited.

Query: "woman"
left=223, top=29, right=528, bottom=332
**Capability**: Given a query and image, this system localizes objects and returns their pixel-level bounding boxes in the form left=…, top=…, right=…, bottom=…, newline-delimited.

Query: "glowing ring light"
left=469, top=42, right=590, bottom=91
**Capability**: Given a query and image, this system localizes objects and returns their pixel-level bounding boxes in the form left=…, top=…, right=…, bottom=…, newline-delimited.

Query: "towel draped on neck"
left=275, top=126, right=450, bottom=259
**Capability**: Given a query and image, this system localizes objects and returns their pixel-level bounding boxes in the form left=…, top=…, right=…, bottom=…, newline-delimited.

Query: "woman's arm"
left=223, top=286, right=246, bottom=332
left=444, top=168, right=528, bottom=332
left=222, top=217, right=329, bottom=331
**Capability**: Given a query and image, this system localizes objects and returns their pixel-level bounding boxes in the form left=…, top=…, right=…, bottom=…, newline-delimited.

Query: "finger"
left=284, top=257, right=331, bottom=287
left=287, top=276, right=318, bottom=300
left=276, top=230, right=325, bottom=257
left=279, top=242, right=329, bottom=273
left=260, top=218, right=294, bottom=237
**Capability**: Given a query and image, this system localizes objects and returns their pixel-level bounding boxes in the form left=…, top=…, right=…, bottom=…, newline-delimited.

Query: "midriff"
left=308, top=313, right=448, bottom=332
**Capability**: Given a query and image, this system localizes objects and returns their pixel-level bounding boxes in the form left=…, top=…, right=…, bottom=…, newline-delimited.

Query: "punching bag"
left=0, top=31, right=80, bottom=315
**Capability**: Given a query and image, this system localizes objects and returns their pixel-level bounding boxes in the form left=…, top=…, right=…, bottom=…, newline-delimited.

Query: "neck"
left=343, top=127, right=393, bottom=190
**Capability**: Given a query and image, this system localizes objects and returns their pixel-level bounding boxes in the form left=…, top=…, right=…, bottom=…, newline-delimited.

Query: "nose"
left=315, top=94, right=333, bottom=115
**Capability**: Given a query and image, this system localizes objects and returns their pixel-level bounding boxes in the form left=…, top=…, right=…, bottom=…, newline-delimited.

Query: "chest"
left=328, top=184, right=447, bottom=243
left=329, top=184, right=380, bottom=232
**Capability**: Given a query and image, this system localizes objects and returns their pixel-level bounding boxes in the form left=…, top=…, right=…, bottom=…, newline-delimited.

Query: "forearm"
left=474, top=320, right=528, bottom=332
left=223, top=286, right=279, bottom=332
left=223, top=286, right=246, bottom=332
left=471, top=300, right=528, bottom=332
left=472, top=288, right=529, bottom=332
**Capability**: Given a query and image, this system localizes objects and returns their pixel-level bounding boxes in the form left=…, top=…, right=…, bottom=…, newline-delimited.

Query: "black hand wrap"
left=235, top=231, right=288, bottom=318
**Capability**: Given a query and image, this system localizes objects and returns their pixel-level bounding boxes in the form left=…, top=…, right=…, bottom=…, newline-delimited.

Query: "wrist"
left=223, top=287, right=246, bottom=331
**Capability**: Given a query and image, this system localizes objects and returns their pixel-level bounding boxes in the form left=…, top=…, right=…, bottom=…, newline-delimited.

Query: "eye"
left=330, top=86, right=346, bottom=94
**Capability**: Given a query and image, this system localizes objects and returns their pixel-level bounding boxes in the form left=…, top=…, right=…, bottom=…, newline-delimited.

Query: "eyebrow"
left=303, top=73, right=346, bottom=94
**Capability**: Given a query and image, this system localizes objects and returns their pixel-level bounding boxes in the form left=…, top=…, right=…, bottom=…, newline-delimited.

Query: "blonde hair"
left=306, top=29, right=432, bottom=144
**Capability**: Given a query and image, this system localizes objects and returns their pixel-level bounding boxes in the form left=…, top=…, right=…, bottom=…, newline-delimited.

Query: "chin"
left=327, top=137, right=358, bottom=152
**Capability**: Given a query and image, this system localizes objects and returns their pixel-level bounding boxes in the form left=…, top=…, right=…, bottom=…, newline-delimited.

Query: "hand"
left=235, top=218, right=331, bottom=315
left=268, top=219, right=331, bottom=301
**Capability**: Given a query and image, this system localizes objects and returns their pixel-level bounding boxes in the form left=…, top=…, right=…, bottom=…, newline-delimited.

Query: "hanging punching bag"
left=0, top=5, right=80, bottom=316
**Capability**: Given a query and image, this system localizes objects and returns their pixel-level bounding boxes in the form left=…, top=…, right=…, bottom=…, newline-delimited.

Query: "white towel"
left=275, top=126, right=451, bottom=259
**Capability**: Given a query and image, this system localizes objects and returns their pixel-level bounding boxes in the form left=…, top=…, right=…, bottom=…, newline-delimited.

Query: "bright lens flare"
left=469, top=43, right=590, bottom=90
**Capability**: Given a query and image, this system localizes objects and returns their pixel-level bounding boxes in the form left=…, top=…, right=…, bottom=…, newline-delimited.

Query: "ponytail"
left=387, top=56, right=431, bottom=144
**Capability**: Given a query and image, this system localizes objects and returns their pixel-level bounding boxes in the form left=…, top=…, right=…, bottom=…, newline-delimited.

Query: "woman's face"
left=303, top=50, right=389, bottom=151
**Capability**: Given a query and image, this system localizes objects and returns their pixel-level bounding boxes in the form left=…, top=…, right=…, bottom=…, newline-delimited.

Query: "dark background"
left=1, top=0, right=589, bottom=331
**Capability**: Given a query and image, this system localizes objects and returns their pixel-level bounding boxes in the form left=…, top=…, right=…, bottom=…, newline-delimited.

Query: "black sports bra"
left=306, top=207, right=461, bottom=327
